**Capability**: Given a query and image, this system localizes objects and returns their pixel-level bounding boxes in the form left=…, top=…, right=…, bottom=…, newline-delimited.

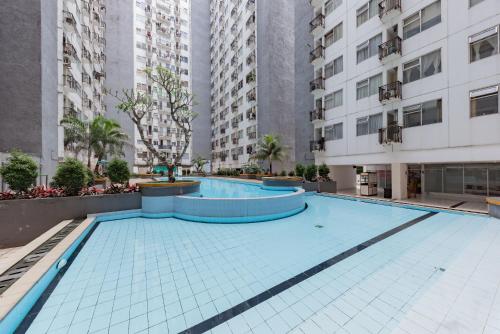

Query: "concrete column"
left=391, top=163, right=408, bottom=200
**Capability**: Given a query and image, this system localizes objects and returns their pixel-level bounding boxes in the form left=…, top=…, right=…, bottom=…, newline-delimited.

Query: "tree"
left=113, top=65, right=197, bottom=168
left=60, top=115, right=128, bottom=169
left=191, top=156, right=207, bottom=174
left=52, top=158, right=88, bottom=195
left=0, top=150, right=38, bottom=193
left=107, top=159, right=130, bottom=184
left=252, top=134, right=285, bottom=174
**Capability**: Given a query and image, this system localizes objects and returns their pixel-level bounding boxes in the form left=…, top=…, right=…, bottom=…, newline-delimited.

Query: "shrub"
left=295, top=164, right=305, bottom=178
left=288, top=171, right=295, bottom=177
left=0, top=150, right=38, bottom=193
left=107, top=159, right=130, bottom=184
left=304, top=164, right=318, bottom=182
left=52, top=158, right=87, bottom=195
left=86, top=168, right=95, bottom=186
left=242, top=163, right=261, bottom=175
left=280, top=170, right=286, bottom=176
left=318, top=163, right=330, bottom=181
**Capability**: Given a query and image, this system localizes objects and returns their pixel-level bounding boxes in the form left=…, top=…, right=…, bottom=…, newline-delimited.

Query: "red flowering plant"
left=79, top=186, right=104, bottom=196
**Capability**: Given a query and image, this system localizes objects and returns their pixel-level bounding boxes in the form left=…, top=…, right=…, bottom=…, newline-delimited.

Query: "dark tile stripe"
left=450, top=201, right=466, bottom=208
left=180, top=211, right=438, bottom=334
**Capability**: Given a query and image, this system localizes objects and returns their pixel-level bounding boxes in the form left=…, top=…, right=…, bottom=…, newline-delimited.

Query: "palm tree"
left=191, top=155, right=208, bottom=174
left=253, top=134, right=285, bottom=174
left=60, top=115, right=128, bottom=170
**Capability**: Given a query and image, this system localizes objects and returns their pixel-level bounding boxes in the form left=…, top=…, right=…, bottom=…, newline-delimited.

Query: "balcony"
left=378, top=36, right=402, bottom=63
left=378, top=81, right=402, bottom=103
left=378, top=125, right=402, bottom=145
left=309, top=77, right=325, bottom=96
left=309, top=0, right=324, bottom=9
left=309, top=45, right=325, bottom=66
left=378, top=0, right=401, bottom=23
left=309, top=13, right=325, bottom=36
left=310, top=139, right=325, bottom=152
left=309, top=108, right=325, bottom=123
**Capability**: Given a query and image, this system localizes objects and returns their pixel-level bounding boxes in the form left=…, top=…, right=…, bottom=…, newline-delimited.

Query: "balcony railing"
left=309, top=13, right=325, bottom=33
left=309, top=108, right=325, bottom=122
left=378, top=0, right=401, bottom=19
left=309, top=77, right=325, bottom=92
left=378, top=36, right=402, bottom=61
left=379, top=81, right=402, bottom=102
left=310, top=139, right=325, bottom=152
left=309, top=45, right=325, bottom=63
left=378, top=125, right=403, bottom=145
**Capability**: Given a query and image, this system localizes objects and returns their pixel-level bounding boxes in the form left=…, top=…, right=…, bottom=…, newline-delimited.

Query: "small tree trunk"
left=269, top=158, right=273, bottom=175
left=87, top=149, right=92, bottom=168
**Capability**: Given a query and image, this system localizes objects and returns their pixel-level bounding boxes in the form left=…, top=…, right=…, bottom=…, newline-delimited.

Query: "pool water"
left=24, top=196, right=428, bottom=333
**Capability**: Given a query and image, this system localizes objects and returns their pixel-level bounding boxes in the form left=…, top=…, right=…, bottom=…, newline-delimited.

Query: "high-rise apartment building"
left=0, top=0, right=106, bottom=180
left=309, top=0, right=500, bottom=200
left=105, top=0, right=192, bottom=173
left=208, top=0, right=314, bottom=172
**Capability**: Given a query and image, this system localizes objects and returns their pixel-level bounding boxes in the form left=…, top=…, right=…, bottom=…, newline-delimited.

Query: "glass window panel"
left=403, top=106, right=421, bottom=128
left=425, top=166, right=443, bottom=192
left=334, top=56, right=343, bottom=74
left=422, top=49, right=441, bottom=78
left=403, top=59, right=421, bottom=83
left=444, top=167, right=464, bottom=194
left=369, top=34, right=383, bottom=57
left=470, top=33, right=499, bottom=62
left=422, top=99, right=442, bottom=125
left=333, top=89, right=343, bottom=107
left=325, top=61, right=334, bottom=79
left=324, top=93, right=334, bottom=109
left=357, top=44, right=369, bottom=63
left=469, top=0, right=485, bottom=7
left=368, top=0, right=378, bottom=18
left=403, top=13, right=420, bottom=39
left=464, top=167, right=487, bottom=195
left=325, top=125, right=334, bottom=141
left=470, top=92, right=499, bottom=117
left=356, top=117, right=369, bottom=136
left=421, top=0, right=441, bottom=32
left=369, top=73, right=382, bottom=95
left=357, top=4, right=368, bottom=26
left=333, top=23, right=343, bottom=42
left=325, top=30, right=334, bottom=47
left=333, top=123, right=343, bottom=140
left=488, top=167, right=500, bottom=196
left=357, top=80, right=369, bottom=100
left=369, top=113, right=383, bottom=134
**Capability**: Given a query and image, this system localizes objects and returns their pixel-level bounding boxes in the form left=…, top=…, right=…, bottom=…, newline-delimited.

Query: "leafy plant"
left=252, top=134, right=285, bottom=174
left=288, top=171, right=295, bottom=177
left=191, top=156, right=208, bottom=174
left=52, top=158, right=88, bottom=196
left=86, top=168, right=95, bottom=187
left=0, top=150, right=38, bottom=193
left=280, top=170, right=287, bottom=176
left=295, top=164, right=305, bottom=178
left=107, top=159, right=130, bottom=184
left=304, top=164, right=318, bottom=182
left=318, top=163, right=331, bottom=181
left=242, top=162, right=261, bottom=175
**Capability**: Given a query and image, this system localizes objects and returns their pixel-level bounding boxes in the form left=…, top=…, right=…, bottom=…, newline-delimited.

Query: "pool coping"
left=0, top=193, right=491, bottom=333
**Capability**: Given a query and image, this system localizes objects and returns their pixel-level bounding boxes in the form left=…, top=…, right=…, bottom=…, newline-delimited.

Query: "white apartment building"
left=209, top=0, right=313, bottom=172
left=106, top=0, right=192, bottom=173
left=61, top=0, right=107, bottom=159
left=309, top=0, right=500, bottom=200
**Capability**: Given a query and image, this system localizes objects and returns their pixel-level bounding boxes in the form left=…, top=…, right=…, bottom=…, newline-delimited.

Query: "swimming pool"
left=8, top=194, right=499, bottom=334
left=158, top=177, right=295, bottom=198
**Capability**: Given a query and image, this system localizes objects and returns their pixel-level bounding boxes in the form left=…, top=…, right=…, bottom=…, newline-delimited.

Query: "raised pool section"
left=140, top=178, right=306, bottom=223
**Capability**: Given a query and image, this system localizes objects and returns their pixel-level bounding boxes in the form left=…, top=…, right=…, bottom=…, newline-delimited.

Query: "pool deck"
left=1, top=181, right=499, bottom=334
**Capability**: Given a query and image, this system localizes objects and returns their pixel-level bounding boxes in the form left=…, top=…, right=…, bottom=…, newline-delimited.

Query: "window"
left=469, top=26, right=499, bottom=63
left=403, top=49, right=441, bottom=84
left=357, top=73, right=382, bottom=100
left=324, top=92, right=335, bottom=109
left=325, top=61, right=334, bottom=79
left=357, top=33, right=382, bottom=63
left=333, top=22, right=343, bottom=43
left=333, top=56, right=343, bottom=74
left=403, top=99, right=442, bottom=128
left=325, top=123, right=343, bottom=141
left=325, top=90, right=342, bottom=109
left=470, top=85, right=499, bottom=117
left=325, top=0, right=342, bottom=16
left=356, top=0, right=377, bottom=27
left=325, top=30, right=334, bottom=47
left=469, top=0, right=485, bottom=7
left=403, top=0, right=441, bottom=39
left=357, top=113, right=382, bottom=136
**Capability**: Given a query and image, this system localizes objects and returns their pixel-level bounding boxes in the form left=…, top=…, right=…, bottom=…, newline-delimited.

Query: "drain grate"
left=0, top=219, right=84, bottom=295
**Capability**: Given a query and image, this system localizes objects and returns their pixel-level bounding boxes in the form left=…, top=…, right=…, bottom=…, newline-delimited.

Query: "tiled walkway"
left=23, top=195, right=500, bottom=333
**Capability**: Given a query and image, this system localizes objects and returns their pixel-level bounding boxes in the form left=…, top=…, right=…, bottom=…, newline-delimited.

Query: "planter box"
left=0, top=192, right=141, bottom=248
left=239, top=174, right=257, bottom=180
left=262, top=177, right=303, bottom=188
left=318, top=181, right=337, bottom=193
left=302, top=182, right=318, bottom=192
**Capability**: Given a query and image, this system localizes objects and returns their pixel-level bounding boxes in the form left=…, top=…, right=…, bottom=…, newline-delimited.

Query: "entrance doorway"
left=407, top=165, right=422, bottom=198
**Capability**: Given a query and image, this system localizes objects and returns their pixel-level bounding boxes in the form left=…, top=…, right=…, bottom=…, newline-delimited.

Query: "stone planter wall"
left=0, top=193, right=141, bottom=248
left=318, top=181, right=337, bottom=193
left=302, top=182, right=318, bottom=192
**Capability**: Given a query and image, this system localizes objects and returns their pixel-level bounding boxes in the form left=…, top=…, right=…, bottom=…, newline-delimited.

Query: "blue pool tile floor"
left=25, top=195, right=500, bottom=333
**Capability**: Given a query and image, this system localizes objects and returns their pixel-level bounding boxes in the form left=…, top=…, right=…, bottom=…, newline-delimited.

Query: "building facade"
left=105, top=0, right=192, bottom=173
left=309, top=0, right=500, bottom=200
left=209, top=0, right=314, bottom=172
left=0, top=0, right=106, bottom=183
